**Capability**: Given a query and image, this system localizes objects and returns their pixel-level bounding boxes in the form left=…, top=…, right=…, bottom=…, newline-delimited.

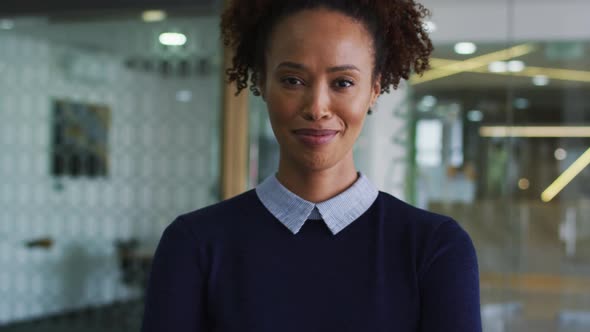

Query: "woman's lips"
left=292, top=129, right=339, bottom=146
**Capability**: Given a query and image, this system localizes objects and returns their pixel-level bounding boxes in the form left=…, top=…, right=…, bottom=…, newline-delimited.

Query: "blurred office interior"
left=0, top=0, right=588, bottom=331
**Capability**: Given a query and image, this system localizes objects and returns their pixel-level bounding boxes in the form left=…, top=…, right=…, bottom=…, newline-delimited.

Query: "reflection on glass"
left=0, top=9, right=222, bottom=329
left=411, top=39, right=590, bottom=330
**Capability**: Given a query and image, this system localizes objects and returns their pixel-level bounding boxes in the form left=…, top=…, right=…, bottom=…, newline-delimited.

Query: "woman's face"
left=261, top=8, right=381, bottom=173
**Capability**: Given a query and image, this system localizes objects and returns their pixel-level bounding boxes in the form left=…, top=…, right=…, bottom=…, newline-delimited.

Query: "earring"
left=368, top=108, right=373, bottom=115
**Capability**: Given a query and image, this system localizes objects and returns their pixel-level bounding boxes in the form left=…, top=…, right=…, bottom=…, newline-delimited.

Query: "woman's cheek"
left=269, top=93, right=301, bottom=117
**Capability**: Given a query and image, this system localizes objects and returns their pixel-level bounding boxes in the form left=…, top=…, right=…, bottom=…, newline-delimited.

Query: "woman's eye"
left=334, top=79, right=354, bottom=88
left=281, top=77, right=303, bottom=86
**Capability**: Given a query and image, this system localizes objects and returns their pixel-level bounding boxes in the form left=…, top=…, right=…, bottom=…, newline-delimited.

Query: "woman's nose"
left=300, top=86, right=332, bottom=121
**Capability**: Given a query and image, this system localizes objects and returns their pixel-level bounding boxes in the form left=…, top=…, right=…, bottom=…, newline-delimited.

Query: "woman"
left=141, top=0, right=482, bottom=331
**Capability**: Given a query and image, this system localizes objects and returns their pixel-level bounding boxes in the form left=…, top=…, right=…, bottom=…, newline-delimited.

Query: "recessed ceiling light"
left=142, top=10, right=167, bottom=22
left=423, top=21, right=437, bottom=33
left=488, top=61, right=507, bottom=73
left=176, top=90, right=192, bottom=103
left=513, top=98, right=530, bottom=110
left=0, top=19, right=14, bottom=30
left=508, top=60, right=525, bottom=72
left=518, top=178, right=530, bottom=190
left=532, top=75, right=550, bottom=86
left=159, top=32, right=187, bottom=46
left=554, top=148, right=567, bottom=161
left=454, top=42, right=477, bottom=55
left=467, top=110, right=484, bottom=122
left=417, top=95, right=437, bottom=112
left=421, top=95, right=437, bottom=108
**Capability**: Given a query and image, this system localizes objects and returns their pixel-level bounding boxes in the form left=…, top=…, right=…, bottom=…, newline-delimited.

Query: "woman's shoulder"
left=375, top=191, right=472, bottom=245
left=376, top=191, right=453, bottom=226
left=375, top=192, right=477, bottom=276
left=182, top=189, right=258, bottom=218
left=170, top=189, right=261, bottom=236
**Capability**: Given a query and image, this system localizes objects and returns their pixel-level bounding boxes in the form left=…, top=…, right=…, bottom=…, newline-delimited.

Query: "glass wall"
left=413, top=1, right=590, bottom=331
left=0, top=7, right=222, bottom=331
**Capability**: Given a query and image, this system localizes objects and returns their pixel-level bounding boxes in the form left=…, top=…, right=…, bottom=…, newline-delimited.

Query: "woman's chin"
left=293, top=151, right=340, bottom=172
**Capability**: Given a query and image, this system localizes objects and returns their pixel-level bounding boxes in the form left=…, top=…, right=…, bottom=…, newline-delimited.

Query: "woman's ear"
left=259, top=87, right=266, bottom=101
left=370, top=74, right=381, bottom=107
left=257, top=72, right=267, bottom=101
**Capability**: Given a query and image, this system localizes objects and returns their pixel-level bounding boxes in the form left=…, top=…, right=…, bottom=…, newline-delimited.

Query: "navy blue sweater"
left=141, top=190, right=481, bottom=332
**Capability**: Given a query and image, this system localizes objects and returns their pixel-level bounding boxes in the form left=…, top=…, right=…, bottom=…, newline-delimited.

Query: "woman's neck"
left=275, top=155, right=358, bottom=203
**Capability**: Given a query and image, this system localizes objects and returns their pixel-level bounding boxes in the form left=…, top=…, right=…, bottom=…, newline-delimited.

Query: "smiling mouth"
left=292, top=129, right=340, bottom=146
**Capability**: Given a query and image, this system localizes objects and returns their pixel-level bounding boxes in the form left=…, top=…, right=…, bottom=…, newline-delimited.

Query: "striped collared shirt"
left=255, top=173, right=379, bottom=235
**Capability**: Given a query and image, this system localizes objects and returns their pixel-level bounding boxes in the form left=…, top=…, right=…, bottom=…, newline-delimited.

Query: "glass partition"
left=412, top=1, right=590, bottom=331
left=0, top=9, right=222, bottom=330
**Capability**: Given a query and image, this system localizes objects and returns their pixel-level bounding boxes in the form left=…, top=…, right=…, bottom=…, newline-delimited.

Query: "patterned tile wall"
left=0, top=24, right=221, bottom=324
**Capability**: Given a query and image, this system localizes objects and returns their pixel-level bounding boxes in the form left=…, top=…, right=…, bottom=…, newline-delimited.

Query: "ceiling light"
left=421, top=95, right=437, bottom=108
left=467, top=110, right=484, bottom=122
left=417, top=95, right=437, bottom=112
left=555, top=148, right=567, bottom=161
left=454, top=42, right=477, bottom=55
left=423, top=21, right=437, bottom=33
left=0, top=19, right=14, bottom=30
left=488, top=61, right=507, bottom=73
left=532, top=75, right=550, bottom=86
left=518, top=178, right=530, bottom=190
left=176, top=90, right=192, bottom=103
left=513, top=98, right=530, bottom=110
left=429, top=57, right=590, bottom=83
left=142, top=10, right=167, bottom=22
left=524, top=67, right=590, bottom=83
left=542, top=147, right=590, bottom=202
left=159, top=32, right=187, bottom=46
left=508, top=60, right=525, bottom=73
left=412, top=43, right=536, bottom=85
left=479, top=126, right=590, bottom=138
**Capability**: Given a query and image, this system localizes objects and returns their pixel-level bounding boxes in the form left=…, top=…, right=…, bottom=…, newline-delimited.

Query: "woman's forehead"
left=266, top=9, right=375, bottom=70
left=270, top=8, right=372, bottom=45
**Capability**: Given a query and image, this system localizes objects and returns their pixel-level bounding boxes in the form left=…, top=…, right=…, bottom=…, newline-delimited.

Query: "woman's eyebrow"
left=326, top=64, right=360, bottom=73
left=276, top=61, right=306, bottom=71
left=276, top=62, right=360, bottom=73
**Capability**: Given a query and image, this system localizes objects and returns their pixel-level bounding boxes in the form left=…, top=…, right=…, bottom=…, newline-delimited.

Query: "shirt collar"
left=255, top=173, right=378, bottom=235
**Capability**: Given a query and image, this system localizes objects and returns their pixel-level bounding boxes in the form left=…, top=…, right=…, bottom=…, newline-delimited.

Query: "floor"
left=2, top=299, right=589, bottom=332
left=0, top=300, right=143, bottom=332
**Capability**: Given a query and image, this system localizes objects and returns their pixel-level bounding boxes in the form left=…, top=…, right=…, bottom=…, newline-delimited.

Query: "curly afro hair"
left=221, top=0, right=433, bottom=96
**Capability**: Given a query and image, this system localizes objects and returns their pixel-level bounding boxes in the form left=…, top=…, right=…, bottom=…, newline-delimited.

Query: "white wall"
left=355, top=84, right=411, bottom=201
left=0, top=32, right=220, bottom=323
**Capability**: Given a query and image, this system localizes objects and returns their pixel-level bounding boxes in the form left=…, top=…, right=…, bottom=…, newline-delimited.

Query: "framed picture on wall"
left=51, top=99, right=110, bottom=177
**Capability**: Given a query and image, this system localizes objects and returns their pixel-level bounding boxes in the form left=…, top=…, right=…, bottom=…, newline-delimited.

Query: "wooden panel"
left=220, top=44, right=249, bottom=200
